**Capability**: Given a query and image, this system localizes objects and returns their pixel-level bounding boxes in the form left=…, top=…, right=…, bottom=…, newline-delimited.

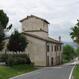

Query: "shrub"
left=75, top=47, right=79, bottom=56
left=0, top=54, right=8, bottom=62
left=0, top=53, right=31, bottom=66
left=6, top=55, right=17, bottom=66
left=63, top=44, right=75, bottom=63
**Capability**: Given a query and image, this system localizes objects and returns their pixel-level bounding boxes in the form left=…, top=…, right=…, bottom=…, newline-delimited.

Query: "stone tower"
left=20, top=15, right=49, bottom=38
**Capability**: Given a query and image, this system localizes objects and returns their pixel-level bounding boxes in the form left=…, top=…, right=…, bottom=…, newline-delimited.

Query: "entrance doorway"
left=56, top=56, right=60, bottom=65
left=47, top=56, right=49, bottom=66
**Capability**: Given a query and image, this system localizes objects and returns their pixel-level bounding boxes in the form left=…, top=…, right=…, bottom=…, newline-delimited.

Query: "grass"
left=73, top=65, right=79, bottom=79
left=0, top=64, right=36, bottom=79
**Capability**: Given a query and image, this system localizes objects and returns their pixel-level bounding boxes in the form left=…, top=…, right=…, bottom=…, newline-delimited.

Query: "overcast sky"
left=0, top=0, right=79, bottom=42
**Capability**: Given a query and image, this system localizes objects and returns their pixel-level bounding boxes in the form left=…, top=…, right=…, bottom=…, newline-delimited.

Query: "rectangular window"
left=55, top=45, right=59, bottom=51
left=57, top=46, right=58, bottom=51
left=55, top=45, right=57, bottom=51
left=47, top=45, right=49, bottom=52
left=52, top=45, right=53, bottom=51
left=60, top=45, right=61, bottom=51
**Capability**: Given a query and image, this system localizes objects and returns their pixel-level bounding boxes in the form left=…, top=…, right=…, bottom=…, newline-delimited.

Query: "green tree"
left=70, top=20, right=79, bottom=44
left=0, top=10, right=9, bottom=29
left=0, top=25, right=5, bottom=50
left=0, top=10, right=9, bottom=50
left=75, top=47, right=79, bottom=56
left=7, top=30, right=28, bottom=52
left=63, top=45, right=75, bottom=63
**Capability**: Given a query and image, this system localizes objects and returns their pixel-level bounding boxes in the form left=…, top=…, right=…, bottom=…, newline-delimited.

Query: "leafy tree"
left=0, top=10, right=10, bottom=51
left=70, top=20, right=79, bottom=44
left=75, top=47, right=79, bottom=56
left=0, top=25, right=5, bottom=50
left=7, top=30, right=28, bottom=52
left=0, top=10, right=9, bottom=29
left=63, top=45, right=75, bottom=62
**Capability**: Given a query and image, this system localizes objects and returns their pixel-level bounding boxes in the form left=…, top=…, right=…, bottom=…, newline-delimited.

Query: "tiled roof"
left=23, top=32, right=63, bottom=44
left=24, top=29, right=48, bottom=33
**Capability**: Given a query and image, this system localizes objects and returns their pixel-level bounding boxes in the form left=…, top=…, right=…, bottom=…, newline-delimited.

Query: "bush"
left=6, top=55, right=17, bottom=66
left=63, top=45, right=75, bottom=63
left=0, top=54, right=8, bottom=62
left=75, top=47, right=79, bottom=56
left=0, top=53, right=32, bottom=66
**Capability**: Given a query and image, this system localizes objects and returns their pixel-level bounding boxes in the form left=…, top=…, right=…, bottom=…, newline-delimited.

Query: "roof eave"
left=20, top=15, right=50, bottom=24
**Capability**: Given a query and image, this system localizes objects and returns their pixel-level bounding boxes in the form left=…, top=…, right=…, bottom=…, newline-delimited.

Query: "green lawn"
left=73, top=65, right=79, bottom=79
left=0, top=64, right=36, bottom=79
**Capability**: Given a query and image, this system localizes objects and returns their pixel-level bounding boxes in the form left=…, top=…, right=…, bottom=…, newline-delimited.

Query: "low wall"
left=0, top=51, right=26, bottom=54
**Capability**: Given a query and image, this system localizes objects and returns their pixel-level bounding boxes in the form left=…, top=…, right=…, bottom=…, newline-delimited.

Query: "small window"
left=57, top=46, right=59, bottom=51
left=52, top=45, right=53, bottom=51
left=55, top=45, right=57, bottom=51
left=55, top=45, right=59, bottom=51
left=60, top=45, right=61, bottom=51
left=47, top=45, right=49, bottom=52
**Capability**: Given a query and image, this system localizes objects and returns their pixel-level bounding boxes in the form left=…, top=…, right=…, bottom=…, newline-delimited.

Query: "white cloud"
left=0, top=0, right=79, bottom=42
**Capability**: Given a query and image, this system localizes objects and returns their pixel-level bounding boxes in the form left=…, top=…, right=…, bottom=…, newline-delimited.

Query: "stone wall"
left=25, top=31, right=48, bottom=38
left=21, top=17, right=48, bottom=32
left=25, top=35, right=47, bottom=66
left=46, top=43, right=62, bottom=66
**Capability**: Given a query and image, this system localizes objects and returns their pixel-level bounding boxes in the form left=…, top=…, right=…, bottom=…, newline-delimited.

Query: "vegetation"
left=0, top=10, right=9, bottom=51
left=7, top=30, right=28, bottom=52
left=63, top=45, right=76, bottom=63
left=6, top=54, right=31, bottom=66
left=0, top=54, right=32, bottom=66
left=73, top=65, right=79, bottom=79
left=0, top=26, right=5, bottom=51
left=0, top=10, right=35, bottom=79
left=75, top=47, right=79, bottom=56
left=70, top=20, right=79, bottom=44
left=0, top=10, right=9, bottom=29
left=0, top=64, right=36, bottom=79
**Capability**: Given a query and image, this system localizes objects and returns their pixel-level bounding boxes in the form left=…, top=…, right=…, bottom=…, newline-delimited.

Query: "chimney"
left=59, top=36, right=61, bottom=42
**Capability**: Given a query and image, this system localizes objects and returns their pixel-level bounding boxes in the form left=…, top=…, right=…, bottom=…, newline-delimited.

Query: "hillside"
left=64, top=42, right=78, bottom=48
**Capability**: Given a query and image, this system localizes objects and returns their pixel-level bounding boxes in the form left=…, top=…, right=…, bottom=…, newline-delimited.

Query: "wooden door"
left=47, top=56, right=49, bottom=66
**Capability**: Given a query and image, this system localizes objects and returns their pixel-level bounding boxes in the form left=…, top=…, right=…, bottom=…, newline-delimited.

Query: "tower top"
left=20, top=15, right=49, bottom=24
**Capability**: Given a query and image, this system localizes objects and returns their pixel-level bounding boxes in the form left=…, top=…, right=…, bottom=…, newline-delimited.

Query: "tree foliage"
left=0, top=26, right=5, bottom=50
left=70, top=20, right=79, bottom=44
left=7, top=31, right=28, bottom=52
left=75, top=47, right=79, bottom=56
left=0, top=10, right=9, bottom=29
left=0, top=10, right=8, bottom=50
left=63, top=45, right=75, bottom=62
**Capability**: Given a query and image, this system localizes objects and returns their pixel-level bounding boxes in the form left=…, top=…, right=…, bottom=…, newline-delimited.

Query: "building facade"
left=20, top=15, right=63, bottom=66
